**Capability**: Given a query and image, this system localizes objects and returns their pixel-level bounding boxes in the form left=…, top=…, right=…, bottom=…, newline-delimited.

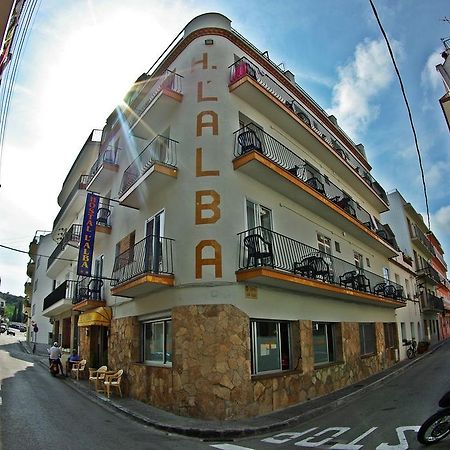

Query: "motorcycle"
left=417, top=390, right=450, bottom=445
left=49, top=359, right=60, bottom=377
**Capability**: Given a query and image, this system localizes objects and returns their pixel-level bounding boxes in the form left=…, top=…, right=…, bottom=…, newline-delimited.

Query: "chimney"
left=284, top=70, right=295, bottom=83
left=356, top=143, right=366, bottom=156
left=328, top=115, right=338, bottom=126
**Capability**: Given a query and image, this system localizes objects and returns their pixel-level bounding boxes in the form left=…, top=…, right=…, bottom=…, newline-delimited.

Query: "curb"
left=28, top=340, right=447, bottom=439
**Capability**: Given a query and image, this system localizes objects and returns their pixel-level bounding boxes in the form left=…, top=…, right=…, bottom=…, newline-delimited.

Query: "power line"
left=0, top=242, right=77, bottom=263
left=368, top=0, right=431, bottom=229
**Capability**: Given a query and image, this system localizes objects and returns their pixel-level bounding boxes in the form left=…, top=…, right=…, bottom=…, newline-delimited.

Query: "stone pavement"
left=19, top=339, right=447, bottom=439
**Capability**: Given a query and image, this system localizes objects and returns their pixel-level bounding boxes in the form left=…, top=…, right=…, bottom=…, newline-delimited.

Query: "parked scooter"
left=417, top=390, right=450, bottom=445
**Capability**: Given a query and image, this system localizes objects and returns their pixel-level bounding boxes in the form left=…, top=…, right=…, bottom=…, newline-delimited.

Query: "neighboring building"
left=382, top=190, right=444, bottom=346
left=26, top=233, right=55, bottom=346
left=42, top=13, right=410, bottom=420
left=436, top=37, right=450, bottom=132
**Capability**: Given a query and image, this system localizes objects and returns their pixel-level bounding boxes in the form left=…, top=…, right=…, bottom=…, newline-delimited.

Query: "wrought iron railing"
left=118, top=135, right=178, bottom=197
left=96, top=199, right=112, bottom=228
left=111, top=234, right=175, bottom=286
left=47, top=224, right=82, bottom=270
left=43, top=280, right=78, bottom=311
left=53, top=175, right=91, bottom=230
left=237, top=226, right=405, bottom=300
left=416, top=264, right=440, bottom=284
left=410, top=225, right=435, bottom=256
left=127, top=69, right=183, bottom=127
left=89, top=145, right=120, bottom=178
left=234, top=124, right=398, bottom=247
left=229, top=57, right=389, bottom=205
left=73, top=277, right=104, bottom=304
left=419, top=291, right=444, bottom=312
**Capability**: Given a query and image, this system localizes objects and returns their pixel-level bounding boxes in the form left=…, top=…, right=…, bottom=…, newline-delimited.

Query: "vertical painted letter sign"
left=77, top=192, right=99, bottom=276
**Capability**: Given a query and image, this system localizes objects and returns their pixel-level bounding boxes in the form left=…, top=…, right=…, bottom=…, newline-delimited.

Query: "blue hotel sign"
left=77, top=193, right=100, bottom=276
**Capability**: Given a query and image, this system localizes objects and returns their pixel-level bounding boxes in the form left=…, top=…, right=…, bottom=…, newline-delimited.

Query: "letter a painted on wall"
left=77, top=192, right=100, bottom=276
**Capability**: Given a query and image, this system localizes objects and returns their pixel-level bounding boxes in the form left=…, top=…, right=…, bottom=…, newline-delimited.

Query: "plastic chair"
left=71, top=359, right=87, bottom=380
left=103, top=369, right=124, bottom=399
left=88, top=366, right=108, bottom=391
left=243, top=234, right=274, bottom=268
left=237, top=130, right=262, bottom=154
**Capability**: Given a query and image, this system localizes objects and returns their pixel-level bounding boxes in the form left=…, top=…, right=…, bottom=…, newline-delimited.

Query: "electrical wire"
left=0, top=242, right=77, bottom=262
left=368, top=0, right=431, bottom=229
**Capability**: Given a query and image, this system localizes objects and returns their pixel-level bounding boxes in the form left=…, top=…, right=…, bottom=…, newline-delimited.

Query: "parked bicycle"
left=402, top=338, right=417, bottom=359
left=417, top=389, right=450, bottom=445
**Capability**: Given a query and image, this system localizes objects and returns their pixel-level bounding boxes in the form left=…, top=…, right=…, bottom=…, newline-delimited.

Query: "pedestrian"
left=65, top=349, right=80, bottom=375
left=48, top=342, right=65, bottom=376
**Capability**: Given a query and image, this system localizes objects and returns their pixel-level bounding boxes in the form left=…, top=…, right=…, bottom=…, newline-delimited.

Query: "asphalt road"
left=0, top=335, right=212, bottom=450
left=211, top=340, right=450, bottom=449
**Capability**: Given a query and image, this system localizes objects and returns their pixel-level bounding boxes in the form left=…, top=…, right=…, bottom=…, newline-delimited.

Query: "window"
left=394, top=273, right=400, bottom=285
left=313, top=322, right=337, bottom=365
left=359, top=323, right=376, bottom=355
left=34, top=279, right=38, bottom=292
left=383, top=267, right=390, bottom=281
left=400, top=322, right=406, bottom=340
left=354, top=252, right=363, bottom=270
left=383, top=323, right=396, bottom=348
left=32, top=304, right=36, bottom=315
left=246, top=199, right=272, bottom=230
left=251, top=320, right=291, bottom=374
left=334, top=241, right=341, bottom=253
left=37, top=256, right=41, bottom=268
left=405, top=279, right=411, bottom=298
left=365, top=257, right=371, bottom=268
left=410, top=322, right=415, bottom=339
left=317, top=233, right=331, bottom=255
left=143, top=319, right=172, bottom=365
left=115, top=231, right=136, bottom=269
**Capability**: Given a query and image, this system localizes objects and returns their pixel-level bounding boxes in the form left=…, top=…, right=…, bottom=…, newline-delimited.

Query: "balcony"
left=28, top=239, right=38, bottom=259
left=111, top=234, right=175, bottom=297
left=43, top=280, right=78, bottom=317
left=410, top=226, right=435, bottom=258
left=419, top=291, right=444, bottom=313
left=233, top=125, right=398, bottom=257
left=26, top=260, right=35, bottom=278
left=47, top=224, right=82, bottom=278
left=416, top=264, right=440, bottom=285
left=86, top=145, right=120, bottom=192
left=228, top=58, right=389, bottom=211
left=236, top=227, right=405, bottom=308
left=24, top=281, right=32, bottom=298
left=94, top=199, right=113, bottom=241
left=118, top=135, right=178, bottom=208
left=127, top=70, right=183, bottom=140
left=72, top=277, right=106, bottom=312
left=52, top=175, right=90, bottom=232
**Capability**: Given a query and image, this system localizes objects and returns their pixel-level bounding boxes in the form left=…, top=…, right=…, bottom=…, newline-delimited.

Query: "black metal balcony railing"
left=410, top=225, right=435, bottom=256
left=53, top=175, right=91, bottom=230
left=111, top=234, right=174, bottom=287
left=47, top=224, right=82, bottom=270
left=234, top=125, right=397, bottom=248
left=127, top=69, right=183, bottom=127
left=416, top=264, right=440, bottom=284
left=419, top=291, right=444, bottom=312
left=96, top=199, right=112, bottom=228
left=73, top=277, right=104, bottom=304
left=237, top=226, right=405, bottom=301
left=89, top=145, right=120, bottom=178
left=229, top=57, right=388, bottom=205
left=43, top=280, right=77, bottom=311
left=118, top=135, right=178, bottom=197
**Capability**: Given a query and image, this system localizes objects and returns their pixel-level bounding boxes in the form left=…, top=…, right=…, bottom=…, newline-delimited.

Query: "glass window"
left=334, top=241, right=341, bottom=253
left=317, top=233, right=331, bottom=255
left=400, top=322, right=406, bottom=340
left=313, top=322, right=337, bottom=365
left=359, top=323, right=376, bottom=355
left=354, top=252, right=363, bottom=270
left=410, top=322, right=415, bottom=339
left=383, top=267, right=390, bottom=281
left=143, top=319, right=172, bottom=365
left=251, top=320, right=290, bottom=374
left=246, top=199, right=272, bottom=230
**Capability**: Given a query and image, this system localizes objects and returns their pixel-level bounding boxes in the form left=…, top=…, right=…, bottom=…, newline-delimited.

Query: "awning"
left=77, top=307, right=112, bottom=327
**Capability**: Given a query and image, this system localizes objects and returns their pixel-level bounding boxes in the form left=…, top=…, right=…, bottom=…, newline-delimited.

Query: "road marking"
left=376, top=426, right=420, bottom=449
left=210, top=444, right=254, bottom=450
left=330, top=427, right=378, bottom=449
left=262, top=429, right=318, bottom=444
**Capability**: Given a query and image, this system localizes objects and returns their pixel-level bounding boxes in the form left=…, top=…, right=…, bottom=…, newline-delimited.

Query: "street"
left=211, top=340, right=450, bottom=450
left=1, top=334, right=450, bottom=450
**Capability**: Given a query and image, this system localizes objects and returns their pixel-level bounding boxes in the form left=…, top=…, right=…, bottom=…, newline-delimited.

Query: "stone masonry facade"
left=108, top=304, right=396, bottom=420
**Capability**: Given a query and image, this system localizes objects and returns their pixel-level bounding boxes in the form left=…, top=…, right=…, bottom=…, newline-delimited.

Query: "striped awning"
left=77, top=307, right=112, bottom=327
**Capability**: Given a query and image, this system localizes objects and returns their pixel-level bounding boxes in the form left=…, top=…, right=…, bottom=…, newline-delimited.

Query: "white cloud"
left=431, top=205, right=450, bottom=238
left=421, top=49, right=443, bottom=91
left=328, top=38, right=396, bottom=139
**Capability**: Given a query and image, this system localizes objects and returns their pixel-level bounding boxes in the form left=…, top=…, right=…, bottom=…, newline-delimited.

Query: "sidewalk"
left=20, top=339, right=447, bottom=439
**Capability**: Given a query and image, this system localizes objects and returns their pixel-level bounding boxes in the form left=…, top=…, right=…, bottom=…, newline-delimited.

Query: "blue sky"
left=0, top=0, right=449, bottom=295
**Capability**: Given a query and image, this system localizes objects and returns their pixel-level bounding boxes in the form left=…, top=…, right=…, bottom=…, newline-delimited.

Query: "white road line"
left=210, top=444, right=255, bottom=450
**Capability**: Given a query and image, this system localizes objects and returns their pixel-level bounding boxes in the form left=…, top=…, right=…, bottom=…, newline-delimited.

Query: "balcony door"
left=93, top=255, right=104, bottom=300
left=246, top=199, right=272, bottom=231
left=145, top=210, right=165, bottom=274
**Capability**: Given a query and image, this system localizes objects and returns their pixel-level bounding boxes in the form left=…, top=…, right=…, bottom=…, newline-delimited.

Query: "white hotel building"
left=41, top=13, right=409, bottom=420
